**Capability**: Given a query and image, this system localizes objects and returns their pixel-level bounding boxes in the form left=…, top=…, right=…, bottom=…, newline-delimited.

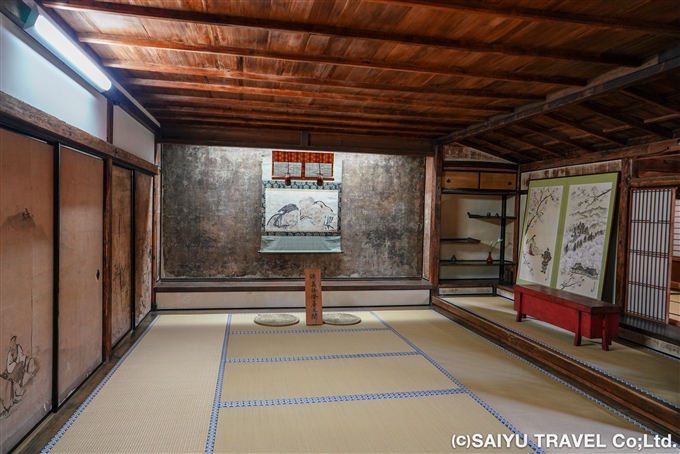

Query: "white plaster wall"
left=0, top=14, right=107, bottom=140
left=113, top=105, right=155, bottom=163
left=156, top=290, right=430, bottom=310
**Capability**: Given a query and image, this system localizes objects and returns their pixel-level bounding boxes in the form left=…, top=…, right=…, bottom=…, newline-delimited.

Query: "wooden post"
left=305, top=269, right=323, bottom=325
left=616, top=158, right=632, bottom=308
left=102, top=157, right=113, bottom=362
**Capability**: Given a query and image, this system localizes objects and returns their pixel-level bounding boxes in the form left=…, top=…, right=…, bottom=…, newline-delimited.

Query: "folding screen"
left=517, top=173, right=618, bottom=299
left=112, top=166, right=133, bottom=345
left=58, top=147, right=103, bottom=404
left=134, top=172, right=153, bottom=326
left=0, top=129, right=53, bottom=453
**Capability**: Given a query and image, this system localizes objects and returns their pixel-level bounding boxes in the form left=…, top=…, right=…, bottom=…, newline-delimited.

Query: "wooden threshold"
left=431, top=296, right=680, bottom=437
left=156, top=278, right=433, bottom=293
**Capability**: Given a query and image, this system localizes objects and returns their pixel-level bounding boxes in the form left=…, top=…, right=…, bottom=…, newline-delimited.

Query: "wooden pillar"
left=616, top=158, right=632, bottom=308
left=151, top=142, right=161, bottom=310
left=106, top=99, right=114, bottom=144
left=423, top=145, right=442, bottom=294
left=102, top=157, right=113, bottom=362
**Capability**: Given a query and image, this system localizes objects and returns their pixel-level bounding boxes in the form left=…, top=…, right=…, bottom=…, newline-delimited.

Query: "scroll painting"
left=261, top=181, right=342, bottom=253
left=517, top=173, right=618, bottom=300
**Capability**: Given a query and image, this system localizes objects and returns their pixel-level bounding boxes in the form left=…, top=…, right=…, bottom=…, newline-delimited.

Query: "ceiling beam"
left=371, top=1, right=680, bottom=37
left=435, top=44, right=680, bottom=144
left=621, top=88, right=680, bottom=115
left=80, top=34, right=586, bottom=86
left=103, top=59, right=543, bottom=101
left=493, top=130, right=564, bottom=157
left=579, top=101, right=675, bottom=139
left=517, top=123, right=594, bottom=154
left=147, top=106, right=460, bottom=131
left=42, top=0, right=641, bottom=66
left=123, top=78, right=512, bottom=111
left=519, top=138, right=680, bottom=172
left=542, top=112, right=628, bottom=146
left=136, top=94, right=485, bottom=122
left=158, top=117, right=444, bottom=138
left=159, top=125, right=433, bottom=156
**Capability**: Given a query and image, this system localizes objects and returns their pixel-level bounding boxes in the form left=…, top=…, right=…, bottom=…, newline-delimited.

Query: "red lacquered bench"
left=514, top=284, right=620, bottom=351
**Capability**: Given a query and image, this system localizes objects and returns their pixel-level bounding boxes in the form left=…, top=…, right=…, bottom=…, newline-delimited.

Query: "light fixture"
left=24, top=5, right=112, bottom=92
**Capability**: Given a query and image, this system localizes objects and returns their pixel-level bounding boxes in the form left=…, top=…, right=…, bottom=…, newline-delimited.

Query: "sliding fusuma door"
left=112, top=166, right=133, bottom=345
left=0, top=129, right=53, bottom=454
left=58, top=147, right=103, bottom=404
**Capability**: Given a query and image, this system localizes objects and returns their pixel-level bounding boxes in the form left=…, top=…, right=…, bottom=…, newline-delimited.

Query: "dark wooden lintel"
left=0, top=91, right=159, bottom=174
left=633, top=156, right=680, bottom=175
left=519, top=138, right=680, bottom=172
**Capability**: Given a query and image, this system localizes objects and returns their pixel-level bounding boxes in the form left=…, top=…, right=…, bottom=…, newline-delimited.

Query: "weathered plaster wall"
left=161, top=145, right=425, bottom=278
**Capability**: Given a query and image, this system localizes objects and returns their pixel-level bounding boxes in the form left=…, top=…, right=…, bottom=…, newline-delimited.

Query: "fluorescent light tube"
left=24, top=6, right=111, bottom=92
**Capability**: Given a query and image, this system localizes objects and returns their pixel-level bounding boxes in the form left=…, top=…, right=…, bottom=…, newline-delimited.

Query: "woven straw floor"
left=442, top=296, right=680, bottom=406
left=42, top=309, right=677, bottom=453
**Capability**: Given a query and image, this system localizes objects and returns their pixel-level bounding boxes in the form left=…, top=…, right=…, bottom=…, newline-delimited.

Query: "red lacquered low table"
left=514, top=284, right=620, bottom=351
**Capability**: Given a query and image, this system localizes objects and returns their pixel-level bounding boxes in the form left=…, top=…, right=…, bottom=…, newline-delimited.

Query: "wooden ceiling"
left=19, top=1, right=680, bottom=161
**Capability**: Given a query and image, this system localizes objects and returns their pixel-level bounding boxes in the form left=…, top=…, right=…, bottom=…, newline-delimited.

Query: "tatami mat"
left=222, top=354, right=457, bottom=401
left=229, top=311, right=385, bottom=331
left=443, top=296, right=680, bottom=407
left=377, top=310, right=678, bottom=453
left=214, top=393, right=527, bottom=453
left=226, top=329, right=412, bottom=358
left=48, top=314, right=227, bottom=454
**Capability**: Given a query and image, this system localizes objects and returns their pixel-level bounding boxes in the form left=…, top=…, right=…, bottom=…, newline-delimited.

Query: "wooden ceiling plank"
left=371, top=0, right=680, bottom=37
left=80, top=34, right=586, bottom=86
left=518, top=123, right=595, bottom=154
left=460, top=140, right=522, bottom=165
left=464, top=137, right=534, bottom=163
left=493, top=129, right=564, bottom=157
left=135, top=94, right=486, bottom=122
left=42, top=0, right=641, bottom=66
left=103, top=59, right=544, bottom=100
left=543, top=112, right=628, bottom=146
left=579, top=101, right=675, bottom=139
left=435, top=44, right=680, bottom=144
left=123, top=77, right=512, bottom=111
left=622, top=87, right=680, bottom=115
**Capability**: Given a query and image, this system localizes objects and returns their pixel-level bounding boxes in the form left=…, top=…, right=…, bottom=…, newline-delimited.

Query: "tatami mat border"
left=206, top=314, right=232, bottom=454
left=40, top=316, right=160, bottom=454
left=442, top=299, right=680, bottom=410
left=230, top=327, right=388, bottom=334
left=368, top=311, right=544, bottom=454
left=431, top=310, right=680, bottom=448
left=220, top=389, right=465, bottom=408
left=224, top=351, right=418, bottom=363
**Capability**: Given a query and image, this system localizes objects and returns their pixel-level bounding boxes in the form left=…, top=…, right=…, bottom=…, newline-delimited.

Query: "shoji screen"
left=0, top=129, right=53, bottom=454
left=58, top=147, right=103, bottom=404
left=627, top=188, right=674, bottom=322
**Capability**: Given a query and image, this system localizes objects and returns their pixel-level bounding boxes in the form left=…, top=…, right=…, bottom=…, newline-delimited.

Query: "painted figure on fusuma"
left=0, top=336, right=38, bottom=418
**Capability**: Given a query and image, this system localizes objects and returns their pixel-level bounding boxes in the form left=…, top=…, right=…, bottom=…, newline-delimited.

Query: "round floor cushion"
left=323, top=313, right=361, bottom=325
left=254, top=313, right=300, bottom=326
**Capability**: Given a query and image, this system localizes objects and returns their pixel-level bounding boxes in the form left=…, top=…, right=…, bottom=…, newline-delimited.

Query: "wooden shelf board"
left=439, top=260, right=515, bottom=266
left=440, top=237, right=481, bottom=244
left=442, top=188, right=518, bottom=195
left=467, top=213, right=517, bottom=220
left=439, top=279, right=510, bottom=287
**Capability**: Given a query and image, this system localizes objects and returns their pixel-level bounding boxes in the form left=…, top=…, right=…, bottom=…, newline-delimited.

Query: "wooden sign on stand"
left=305, top=268, right=323, bottom=325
